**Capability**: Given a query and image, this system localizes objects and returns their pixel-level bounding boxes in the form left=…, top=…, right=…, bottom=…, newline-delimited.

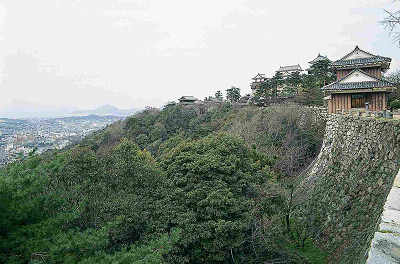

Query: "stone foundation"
left=300, top=114, right=400, bottom=263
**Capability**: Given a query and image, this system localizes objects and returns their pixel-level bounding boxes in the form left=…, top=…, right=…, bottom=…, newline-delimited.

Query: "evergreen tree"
left=159, top=133, right=273, bottom=263
left=298, top=74, right=324, bottom=105
left=285, top=71, right=302, bottom=96
left=226, top=86, right=241, bottom=103
left=308, top=60, right=335, bottom=88
left=215, top=90, right=223, bottom=101
left=271, top=71, right=284, bottom=97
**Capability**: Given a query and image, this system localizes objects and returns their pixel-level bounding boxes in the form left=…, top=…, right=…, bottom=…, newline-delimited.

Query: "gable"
left=344, top=50, right=373, bottom=60
left=340, top=70, right=377, bottom=83
left=340, top=47, right=376, bottom=61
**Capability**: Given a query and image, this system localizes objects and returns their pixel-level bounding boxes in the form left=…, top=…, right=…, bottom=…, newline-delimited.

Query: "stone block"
left=385, top=187, right=400, bottom=211
left=382, top=208, right=400, bottom=225
left=366, top=232, right=400, bottom=264
left=379, top=222, right=400, bottom=234
left=394, top=170, right=400, bottom=188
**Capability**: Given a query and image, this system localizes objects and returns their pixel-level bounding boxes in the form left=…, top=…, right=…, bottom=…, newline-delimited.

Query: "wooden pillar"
left=383, top=93, right=387, bottom=110
left=332, top=94, right=336, bottom=113
left=347, top=94, right=351, bottom=110
left=372, top=94, right=376, bottom=111
left=335, top=94, right=339, bottom=112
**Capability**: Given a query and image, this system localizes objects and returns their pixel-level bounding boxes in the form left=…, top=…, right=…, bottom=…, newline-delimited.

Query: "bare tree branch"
left=382, top=8, right=400, bottom=46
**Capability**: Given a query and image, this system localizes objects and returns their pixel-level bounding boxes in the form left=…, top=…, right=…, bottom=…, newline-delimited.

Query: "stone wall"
left=366, top=169, right=400, bottom=263
left=300, top=114, right=400, bottom=263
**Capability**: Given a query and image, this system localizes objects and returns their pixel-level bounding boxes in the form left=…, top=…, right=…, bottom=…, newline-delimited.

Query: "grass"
left=285, top=235, right=329, bottom=264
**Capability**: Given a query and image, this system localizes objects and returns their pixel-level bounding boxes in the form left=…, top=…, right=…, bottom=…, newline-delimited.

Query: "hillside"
left=4, top=103, right=400, bottom=263
left=0, top=103, right=329, bottom=264
left=4, top=103, right=399, bottom=263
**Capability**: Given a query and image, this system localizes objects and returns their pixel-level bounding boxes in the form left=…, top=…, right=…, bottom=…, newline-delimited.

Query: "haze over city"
left=0, top=0, right=399, bottom=112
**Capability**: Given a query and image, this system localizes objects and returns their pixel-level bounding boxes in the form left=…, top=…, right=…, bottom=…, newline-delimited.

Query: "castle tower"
left=322, top=46, right=396, bottom=113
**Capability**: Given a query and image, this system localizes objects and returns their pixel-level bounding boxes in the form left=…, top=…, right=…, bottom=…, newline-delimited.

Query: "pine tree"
left=226, top=86, right=241, bottom=103
left=215, top=90, right=223, bottom=101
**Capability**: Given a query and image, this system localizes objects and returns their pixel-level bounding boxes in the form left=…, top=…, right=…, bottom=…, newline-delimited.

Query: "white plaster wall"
left=341, top=71, right=376, bottom=83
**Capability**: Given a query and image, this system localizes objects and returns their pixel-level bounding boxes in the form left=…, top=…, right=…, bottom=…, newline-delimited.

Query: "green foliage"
left=225, top=86, right=241, bottom=103
left=297, top=61, right=335, bottom=106
left=390, top=99, right=400, bottom=109
left=159, top=133, right=274, bottom=263
left=307, top=60, right=336, bottom=88
left=387, top=70, right=400, bottom=107
left=284, top=71, right=301, bottom=96
left=224, top=106, right=325, bottom=178
left=215, top=90, right=223, bottom=101
left=296, top=74, right=324, bottom=105
left=77, top=229, right=181, bottom=264
left=0, top=139, right=167, bottom=263
left=0, top=104, right=327, bottom=263
left=252, top=61, right=334, bottom=106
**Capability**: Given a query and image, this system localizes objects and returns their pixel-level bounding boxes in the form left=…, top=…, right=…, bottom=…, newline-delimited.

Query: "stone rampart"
left=300, top=114, right=400, bottom=263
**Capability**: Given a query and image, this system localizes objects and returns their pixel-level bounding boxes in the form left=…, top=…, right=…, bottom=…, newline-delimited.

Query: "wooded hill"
left=1, top=104, right=328, bottom=264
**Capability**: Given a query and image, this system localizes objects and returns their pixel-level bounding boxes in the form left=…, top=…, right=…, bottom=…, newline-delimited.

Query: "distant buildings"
left=250, top=65, right=304, bottom=96
left=250, top=73, right=269, bottom=95
left=276, top=64, right=303, bottom=78
left=0, top=116, right=121, bottom=166
left=308, top=54, right=331, bottom=67
left=276, top=65, right=303, bottom=95
left=178, top=96, right=200, bottom=105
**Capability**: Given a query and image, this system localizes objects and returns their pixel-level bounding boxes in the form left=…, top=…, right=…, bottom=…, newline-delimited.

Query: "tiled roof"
left=322, top=68, right=395, bottom=91
left=179, top=96, right=198, bottom=101
left=252, top=73, right=267, bottom=80
left=332, top=46, right=391, bottom=68
left=277, top=64, right=302, bottom=72
left=321, top=81, right=394, bottom=91
left=332, top=56, right=391, bottom=67
left=309, top=54, right=330, bottom=64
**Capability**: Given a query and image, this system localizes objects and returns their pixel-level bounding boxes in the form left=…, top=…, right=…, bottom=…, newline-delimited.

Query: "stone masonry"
left=300, top=114, right=400, bottom=263
left=366, top=169, right=400, bottom=263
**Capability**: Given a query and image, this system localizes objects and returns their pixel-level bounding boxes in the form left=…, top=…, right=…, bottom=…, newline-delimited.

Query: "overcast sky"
left=0, top=0, right=399, bottom=110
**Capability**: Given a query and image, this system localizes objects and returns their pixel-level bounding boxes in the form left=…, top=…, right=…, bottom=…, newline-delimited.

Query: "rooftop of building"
left=277, top=64, right=303, bottom=72
left=179, top=96, right=198, bottom=101
left=331, top=46, right=391, bottom=69
left=309, top=53, right=331, bottom=64
left=321, top=68, right=395, bottom=91
left=252, top=73, right=267, bottom=80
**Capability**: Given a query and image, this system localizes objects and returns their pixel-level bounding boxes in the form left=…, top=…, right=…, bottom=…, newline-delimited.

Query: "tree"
left=226, top=86, right=241, bottom=103
left=308, top=60, right=336, bottom=88
left=296, top=74, right=324, bottom=105
left=285, top=71, right=302, bottom=96
left=383, top=6, right=400, bottom=46
left=253, top=79, right=274, bottom=105
left=215, top=90, right=223, bottom=101
left=159, top=133, right=273, bottom=263
left=271, top=71, right=284, bottom=97
left=386, top=70, right=400, bottom=109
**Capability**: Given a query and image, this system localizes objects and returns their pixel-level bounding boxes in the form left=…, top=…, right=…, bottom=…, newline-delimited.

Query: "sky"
left=0, top=0, right=399, bottom=110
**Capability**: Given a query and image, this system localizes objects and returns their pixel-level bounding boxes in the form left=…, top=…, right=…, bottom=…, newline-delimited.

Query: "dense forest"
left=1, top=104, right=328, bottom=263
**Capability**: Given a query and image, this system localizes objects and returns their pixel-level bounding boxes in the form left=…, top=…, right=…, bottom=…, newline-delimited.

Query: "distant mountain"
left=0, top=100, right=140, bottom=119
left=0, top=100, right=78, bottom=119
left=70, top=104, right=139, bottom=117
